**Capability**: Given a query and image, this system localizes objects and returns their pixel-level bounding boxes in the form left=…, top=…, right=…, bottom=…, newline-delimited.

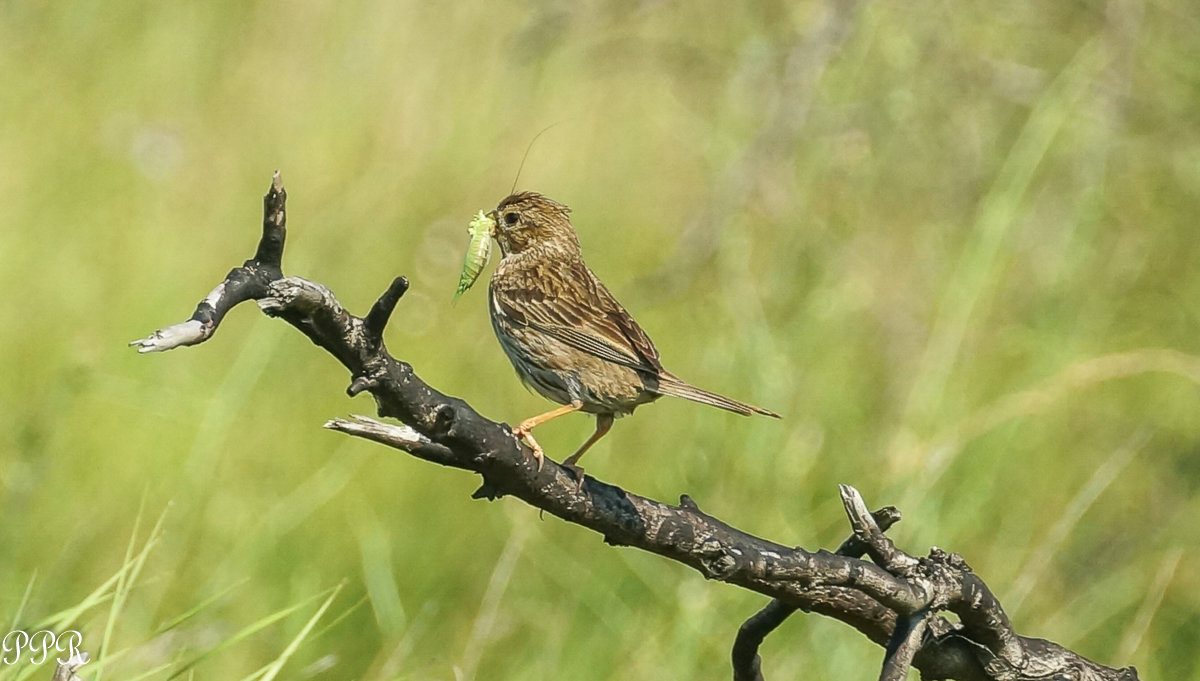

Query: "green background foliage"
left=2, top=0, right=1198, bottom=678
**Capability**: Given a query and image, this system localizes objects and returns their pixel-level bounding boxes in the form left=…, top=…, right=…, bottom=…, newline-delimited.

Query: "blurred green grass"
left=2, top=0, right=1199, bottom=678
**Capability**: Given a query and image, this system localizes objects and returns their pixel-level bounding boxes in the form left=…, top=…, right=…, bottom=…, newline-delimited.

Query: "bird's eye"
left=503, top=212, right=519, bottom=227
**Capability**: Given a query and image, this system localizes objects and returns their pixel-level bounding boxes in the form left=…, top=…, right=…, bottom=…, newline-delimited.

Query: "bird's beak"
left=485, top=210, right=500, bottom=239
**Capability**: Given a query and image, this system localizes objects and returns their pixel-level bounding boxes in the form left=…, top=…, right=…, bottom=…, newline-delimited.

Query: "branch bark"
left=131, top=174, right=1140, bottom=681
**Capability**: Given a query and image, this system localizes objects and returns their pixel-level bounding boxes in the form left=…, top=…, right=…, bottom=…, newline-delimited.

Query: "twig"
left=130, top=170, right=286, bottom=353
left=731, top=505, right=902, bottom=681
left=50, top=652, right=90, bottom=681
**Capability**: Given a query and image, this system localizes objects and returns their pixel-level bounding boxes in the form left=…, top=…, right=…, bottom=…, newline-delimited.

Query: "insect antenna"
left=510, top=122, right=563, bottom=195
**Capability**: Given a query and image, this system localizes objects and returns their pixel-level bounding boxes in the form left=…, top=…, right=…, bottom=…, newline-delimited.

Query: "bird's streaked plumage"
left=486, top=192, right=778, bottom=476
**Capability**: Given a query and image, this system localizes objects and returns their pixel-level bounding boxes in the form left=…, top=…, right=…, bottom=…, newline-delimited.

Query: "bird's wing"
left=490, top=260, right=664, bottom=374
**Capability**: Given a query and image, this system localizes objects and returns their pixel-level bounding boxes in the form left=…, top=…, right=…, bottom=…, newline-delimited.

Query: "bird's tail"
left=652, top=374, right=780, bottom=418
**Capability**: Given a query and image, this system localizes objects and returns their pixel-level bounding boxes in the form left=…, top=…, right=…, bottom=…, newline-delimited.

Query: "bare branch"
left=731, top=600, right=793, bottom=681
left=325, top=415, right=456, bottom=467
left=880, top=613, right=929, bottom=681
left=50, top=652, right=90, bottom=681
left=130, top=170, right=287, bottom=353
left=732, top=505, right=903, bottom=681
left=134, top=174, right=1141, bottom=681
left=840, top=485, right=921, bottom=574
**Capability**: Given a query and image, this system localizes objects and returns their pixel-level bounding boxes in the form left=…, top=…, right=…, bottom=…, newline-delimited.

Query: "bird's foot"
left=513, top=425, right=545, bottom=471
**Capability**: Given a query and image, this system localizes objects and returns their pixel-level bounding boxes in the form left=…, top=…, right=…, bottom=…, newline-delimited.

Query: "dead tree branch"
left=131, top=174, right=1139, bottom=681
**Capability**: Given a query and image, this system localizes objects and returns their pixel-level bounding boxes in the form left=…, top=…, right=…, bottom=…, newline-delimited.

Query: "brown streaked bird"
left=486, top=191, right=779, bottom=477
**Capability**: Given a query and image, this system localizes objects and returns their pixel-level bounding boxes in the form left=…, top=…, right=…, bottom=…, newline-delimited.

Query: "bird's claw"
left=513, top=426, right=545, bottom=471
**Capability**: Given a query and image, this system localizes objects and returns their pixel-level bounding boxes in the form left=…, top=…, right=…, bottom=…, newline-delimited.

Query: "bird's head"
left=490, top=192, right=581, bottom=258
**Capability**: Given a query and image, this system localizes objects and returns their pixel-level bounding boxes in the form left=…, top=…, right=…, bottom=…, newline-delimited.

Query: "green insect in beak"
left=454, top=210, right=497, bottom=300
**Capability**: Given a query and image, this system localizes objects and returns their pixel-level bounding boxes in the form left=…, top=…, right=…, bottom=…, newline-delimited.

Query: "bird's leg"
left=562, top=413, right=613, bottom=487
left=513, top=401, right=583, bottom=471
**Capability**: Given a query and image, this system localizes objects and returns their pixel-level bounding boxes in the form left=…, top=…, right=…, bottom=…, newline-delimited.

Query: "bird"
left=486, top=191, right=779, bottom=478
